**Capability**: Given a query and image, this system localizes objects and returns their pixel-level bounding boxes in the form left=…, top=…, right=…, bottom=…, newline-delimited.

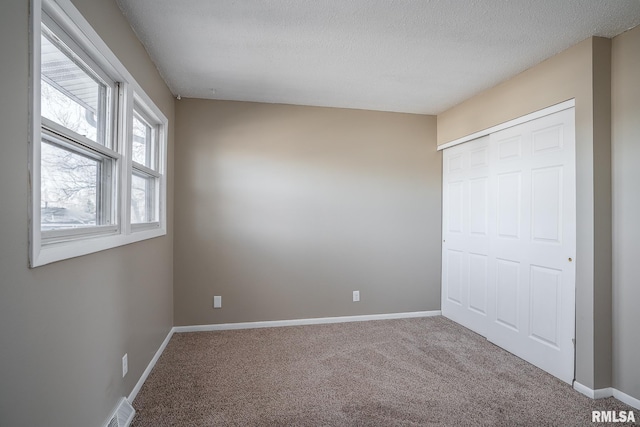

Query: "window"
left=30, top=0, right=167, bottom=267
left=130, top=106, right=160, bottom=225
left=40, top=133, right=113, bottom=232
left=40, top=23, right=112, bottom=147
left=39, top=19, right=117, bottom=237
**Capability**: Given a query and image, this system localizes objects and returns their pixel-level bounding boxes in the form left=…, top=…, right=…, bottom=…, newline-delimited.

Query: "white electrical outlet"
left=122, top=354, right=128, bottom=378
left=213, top=295, right=222, bottom=308
left=353, top=290, right=360, bottom=302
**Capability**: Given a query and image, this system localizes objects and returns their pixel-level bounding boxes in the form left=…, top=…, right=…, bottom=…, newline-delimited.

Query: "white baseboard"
left=594, top=387, right=614, bottom=399
left=572, top=381, right=594, bottom=398
left=574, top=382, right=614, bottom=399
left=573, top=382, right=640, bottom=410
left=128, top=327, right=174, bottom=403
left=613, top=388, right=640, bottom=410
left=173, top=310, right=441, bottom=333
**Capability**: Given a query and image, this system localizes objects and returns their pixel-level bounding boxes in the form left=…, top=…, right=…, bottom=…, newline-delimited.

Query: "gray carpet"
left=131, top=316, right=637, bottom=426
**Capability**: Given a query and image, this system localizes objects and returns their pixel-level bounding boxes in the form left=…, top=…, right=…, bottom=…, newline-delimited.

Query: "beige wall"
left=174, top=100, right=440, bottom=326
left=437, top=38, right=613, bottom=390
left=437, top=38, right=591, bottom=146
left=611, top=25, right=640, bottom=401
left=0, top=1, right=174, bottom=426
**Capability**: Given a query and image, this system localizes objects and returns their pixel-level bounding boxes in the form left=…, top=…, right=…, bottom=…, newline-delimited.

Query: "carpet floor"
left=131, top=316, right=637, bottom=426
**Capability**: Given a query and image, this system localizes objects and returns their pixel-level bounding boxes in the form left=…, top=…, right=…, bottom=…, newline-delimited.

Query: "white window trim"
left=29, top=0, right=168, bottom=267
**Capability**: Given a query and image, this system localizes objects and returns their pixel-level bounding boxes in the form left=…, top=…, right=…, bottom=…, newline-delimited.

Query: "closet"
left=441, top=104, right=576, bottom=384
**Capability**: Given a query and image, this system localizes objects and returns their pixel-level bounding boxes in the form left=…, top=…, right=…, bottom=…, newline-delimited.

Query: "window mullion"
left=121, top=83, right=134, bottom=236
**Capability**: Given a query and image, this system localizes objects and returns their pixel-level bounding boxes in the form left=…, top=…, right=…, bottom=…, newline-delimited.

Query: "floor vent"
left=105, top=398, right=135, bottom=427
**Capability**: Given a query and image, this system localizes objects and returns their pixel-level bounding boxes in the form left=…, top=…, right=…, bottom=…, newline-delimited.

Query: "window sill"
left=31, top=226, right=166, bottom=267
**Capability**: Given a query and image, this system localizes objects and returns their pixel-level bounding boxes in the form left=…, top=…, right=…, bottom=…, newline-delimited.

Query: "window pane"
left=41, top=27, right=108, bottom=145
left=132, top=113, right=155, bottom=168
left=131, top=173, right=157, bottom=224
left=41, top=140, right=101, bottom=231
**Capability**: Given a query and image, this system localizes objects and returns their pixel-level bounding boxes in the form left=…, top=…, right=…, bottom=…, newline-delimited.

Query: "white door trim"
left=437, top=99, right=575, bottom=151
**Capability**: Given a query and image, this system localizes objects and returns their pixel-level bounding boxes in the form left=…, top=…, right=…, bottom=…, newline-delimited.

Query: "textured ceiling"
left=117, top=0, right=640, bottom=114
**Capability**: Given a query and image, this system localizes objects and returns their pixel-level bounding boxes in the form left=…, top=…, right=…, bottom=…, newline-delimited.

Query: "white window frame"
left=29, top=0, right=168, bottom=267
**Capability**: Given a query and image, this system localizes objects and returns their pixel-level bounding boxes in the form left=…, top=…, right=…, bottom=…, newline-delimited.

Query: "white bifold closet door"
left=442, top=107, right=576, bottom=384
